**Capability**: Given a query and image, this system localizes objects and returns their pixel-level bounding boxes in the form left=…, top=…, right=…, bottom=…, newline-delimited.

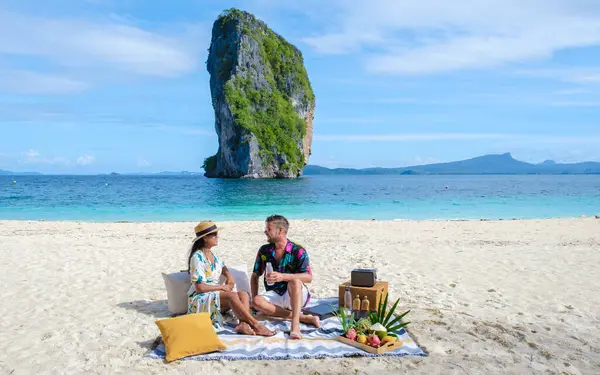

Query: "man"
left=251, top=215, right=321, bottom=339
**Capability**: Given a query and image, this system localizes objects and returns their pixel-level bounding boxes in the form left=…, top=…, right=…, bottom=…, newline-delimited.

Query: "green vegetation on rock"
left=202, top=154, right=217, bottom=174
left=214, top=8, right=314, bottom=175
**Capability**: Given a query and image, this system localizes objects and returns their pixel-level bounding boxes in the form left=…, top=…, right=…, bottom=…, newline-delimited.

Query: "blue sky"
left=1, top=0, right=600, bottom=174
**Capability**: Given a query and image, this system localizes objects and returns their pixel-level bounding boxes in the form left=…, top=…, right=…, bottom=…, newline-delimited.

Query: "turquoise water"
left=1, top=175, right=599, bottom=221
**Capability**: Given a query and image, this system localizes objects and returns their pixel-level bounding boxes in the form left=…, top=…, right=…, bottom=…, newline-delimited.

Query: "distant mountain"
left=303, top=153, right=600, bottom=175
left=2, top=170, right=202, bottom=176
left=0, top=170, right=43, bottom=176
left=96, top=171, right=203, bottom=176
left=4, top=155, right=600, bottom=176
left=153, top=171, right=203, bottom=176
left=118, top=171, right=204, bottom=176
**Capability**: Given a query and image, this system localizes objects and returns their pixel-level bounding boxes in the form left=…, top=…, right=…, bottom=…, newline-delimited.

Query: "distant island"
left=0, top=170, right=43, bottom=176
left=2, top=153, right=599, bottom=176
left=98, top=171, right=203, bottom=176
left=0, top=170, right=203, bottom=176
left=303, top=153, right=600, bottom=175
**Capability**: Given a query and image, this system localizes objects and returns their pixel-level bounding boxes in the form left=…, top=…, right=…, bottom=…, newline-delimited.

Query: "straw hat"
left=192, top=221, right=221, bottom=243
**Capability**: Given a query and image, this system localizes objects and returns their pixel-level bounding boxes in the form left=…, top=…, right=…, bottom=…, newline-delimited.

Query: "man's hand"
left=266, top=271, right=286, bottom=284
left=221, top=283, right=234, bottom=292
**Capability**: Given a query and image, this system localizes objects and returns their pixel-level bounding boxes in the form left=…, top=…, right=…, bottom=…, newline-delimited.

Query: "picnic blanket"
left=146, top=298, right=427, bottom=361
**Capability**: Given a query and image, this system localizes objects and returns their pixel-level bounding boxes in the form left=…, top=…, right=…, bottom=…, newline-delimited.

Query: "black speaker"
left=351, top=269, right=377, bottom=287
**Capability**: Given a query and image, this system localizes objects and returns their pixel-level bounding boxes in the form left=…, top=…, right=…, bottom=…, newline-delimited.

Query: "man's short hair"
left=266, top=215, right=289, bottom=232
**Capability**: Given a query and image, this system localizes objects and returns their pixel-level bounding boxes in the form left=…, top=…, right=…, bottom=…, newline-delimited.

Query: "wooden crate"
left=336, top=335, right=403, bottom=354
left=338, top=281, right=388, bottom=311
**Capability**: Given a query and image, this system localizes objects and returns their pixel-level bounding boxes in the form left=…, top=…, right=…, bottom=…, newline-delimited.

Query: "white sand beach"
left=1, top=218, right=599, bottom=374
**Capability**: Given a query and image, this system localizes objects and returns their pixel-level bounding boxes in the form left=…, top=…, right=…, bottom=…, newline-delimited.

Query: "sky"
left=1, top=0, right=600, bottom=174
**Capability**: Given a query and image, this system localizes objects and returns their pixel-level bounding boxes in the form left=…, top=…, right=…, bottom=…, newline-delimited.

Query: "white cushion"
left=162, top=264, right=251, bottom=315
left=222, top=264, right=251, bottom=297
left=161, top=271, right=190, bottom=315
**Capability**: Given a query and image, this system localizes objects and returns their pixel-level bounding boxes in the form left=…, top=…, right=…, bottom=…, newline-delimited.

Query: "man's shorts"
left=258, top=283, right=311, bottom=310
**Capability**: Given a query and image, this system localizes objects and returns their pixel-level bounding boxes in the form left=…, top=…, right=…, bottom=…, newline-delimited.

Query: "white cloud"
left=317, top=117, right=387, bottom=124
left=547, top=101, right=600, bottom=107
left=368, top=98, right=420, bottom=104
left=0, top=10, right=201, bottom=79
left=145, top=124, right=215, bottom=136
left=516, top=68, right=600, bottom=84
left=300, top=0, right=600, bottom=75
left=0, top=69, right=88, bottom=94
left=315, top=133, right=515, bottom=141
left=138, top=159, right=151, bottom=167
left=20, top=149, right=70, bottom=165
left=411, top=156, right=442, bottom=166
left=24, top=150, right=40, bottom=159
left=572, top=74, right=600, bottom=84
left=76, top=155, right=95, bottom=165
left=314, top=133, right=600, bottom=143
left=553, top=88, right=591, bottom=96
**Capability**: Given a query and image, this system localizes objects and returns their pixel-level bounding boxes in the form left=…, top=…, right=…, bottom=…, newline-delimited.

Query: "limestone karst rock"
left=203, top=8, right=315, bottom=178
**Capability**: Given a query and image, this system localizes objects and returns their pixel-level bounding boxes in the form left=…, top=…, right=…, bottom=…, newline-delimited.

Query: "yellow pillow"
left=155, top=313, right=226, bottom=362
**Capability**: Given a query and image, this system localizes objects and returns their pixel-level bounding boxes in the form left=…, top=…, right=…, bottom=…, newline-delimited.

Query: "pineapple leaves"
left=374, top=294, right=389, bottom=324
left=377, top=294, right=385, bottom=319
left=369, top=311, right=378, bottom=323
left=385, top=309, right=411, bottom=329
left=383, top=298, right=400, bottom=326
left=333, top=306, right=356, bottom=333
left=388, top=322, right=410, bottom=332
left=370, top=294, right=411, bottom=332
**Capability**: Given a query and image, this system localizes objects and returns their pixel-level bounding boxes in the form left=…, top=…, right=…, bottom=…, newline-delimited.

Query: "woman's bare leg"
left=220, top=291, right=275, bottom=336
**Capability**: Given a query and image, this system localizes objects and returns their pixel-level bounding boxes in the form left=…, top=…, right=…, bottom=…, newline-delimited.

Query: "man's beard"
left=267, top=235, right=275, bottom=243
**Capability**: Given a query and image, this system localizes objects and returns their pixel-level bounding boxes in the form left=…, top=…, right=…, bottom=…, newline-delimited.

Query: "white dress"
left=187, top=250, right=225, bottom=326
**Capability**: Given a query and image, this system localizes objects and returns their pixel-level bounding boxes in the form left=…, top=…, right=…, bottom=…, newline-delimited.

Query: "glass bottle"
left=265, top=262, right=274, bottom=286
left=352, top=294, right=361, bottom=320
left=360, top=295, right=370, bottom=319
left=344, top=286, right=352, bottom=316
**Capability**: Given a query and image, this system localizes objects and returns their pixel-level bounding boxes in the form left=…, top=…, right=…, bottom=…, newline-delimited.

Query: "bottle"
left=344, top=286, right=352, bottom=316
left=265, top=262, right=274, bottom=286
left=360, top=295, right=370, bottom=319
left=352, top=294, right=361, bottom=320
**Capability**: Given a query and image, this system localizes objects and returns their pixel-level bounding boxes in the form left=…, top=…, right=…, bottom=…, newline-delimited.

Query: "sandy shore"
left=1, top=218, right=599, bottom=374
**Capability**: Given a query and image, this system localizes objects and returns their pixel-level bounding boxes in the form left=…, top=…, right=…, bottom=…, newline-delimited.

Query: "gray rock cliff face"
left=203, top=9, right=315, bottom=178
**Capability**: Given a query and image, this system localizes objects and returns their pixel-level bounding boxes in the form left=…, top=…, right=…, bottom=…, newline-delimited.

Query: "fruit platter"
left=334, top=295, right=410, bottom=354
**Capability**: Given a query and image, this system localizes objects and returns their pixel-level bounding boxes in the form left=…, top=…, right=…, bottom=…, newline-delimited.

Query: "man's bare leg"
left=288, top=279, right=303, bottom=339
left=252, top=281, right=320, bottom=338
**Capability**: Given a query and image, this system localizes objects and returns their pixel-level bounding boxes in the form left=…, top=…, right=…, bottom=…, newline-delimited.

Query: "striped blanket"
left=146, top=298, right=427, bottom=361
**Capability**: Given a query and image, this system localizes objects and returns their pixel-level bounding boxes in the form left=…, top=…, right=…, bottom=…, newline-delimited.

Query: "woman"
left=187, top=221, right=274, bottom=336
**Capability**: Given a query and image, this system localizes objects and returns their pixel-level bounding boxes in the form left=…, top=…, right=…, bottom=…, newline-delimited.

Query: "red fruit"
left=345, top=328, right=357, bottom=341
left=368, top=334, right=381, bottom=347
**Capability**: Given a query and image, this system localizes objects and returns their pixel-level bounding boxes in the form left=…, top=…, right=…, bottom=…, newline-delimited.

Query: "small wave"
left=0, top=195, right=33, bottom=201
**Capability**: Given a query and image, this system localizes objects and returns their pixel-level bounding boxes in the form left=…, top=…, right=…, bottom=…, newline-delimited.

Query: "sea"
left=1, top=175, right=599, bottom=222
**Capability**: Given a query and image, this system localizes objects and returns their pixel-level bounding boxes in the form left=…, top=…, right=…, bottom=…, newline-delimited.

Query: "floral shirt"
left=252, top=240, right=312, bottom=296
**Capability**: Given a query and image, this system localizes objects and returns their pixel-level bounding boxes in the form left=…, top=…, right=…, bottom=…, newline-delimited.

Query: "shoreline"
left=1, top=215, right=598, bottom=224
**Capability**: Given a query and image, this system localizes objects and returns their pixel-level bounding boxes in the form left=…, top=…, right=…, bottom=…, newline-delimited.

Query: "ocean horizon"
left=2, top=174, right=599, bottom=222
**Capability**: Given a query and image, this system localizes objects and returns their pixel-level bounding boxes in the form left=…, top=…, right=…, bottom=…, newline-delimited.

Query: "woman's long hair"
left=187, top=237, right=206, bottom=273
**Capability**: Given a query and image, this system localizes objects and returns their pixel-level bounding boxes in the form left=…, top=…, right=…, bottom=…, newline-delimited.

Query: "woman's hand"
left=221, top=267, right=236, bottom=292
left=221, top=283, right=234, bottom=292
